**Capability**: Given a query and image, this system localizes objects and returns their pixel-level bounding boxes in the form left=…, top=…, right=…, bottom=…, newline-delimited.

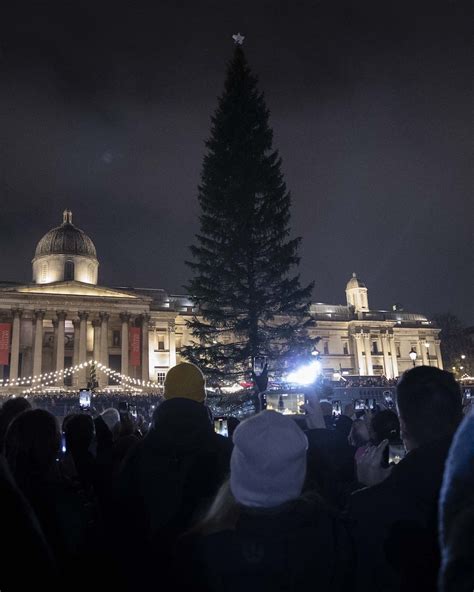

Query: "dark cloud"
left=0, top=0, right=472, bottom=322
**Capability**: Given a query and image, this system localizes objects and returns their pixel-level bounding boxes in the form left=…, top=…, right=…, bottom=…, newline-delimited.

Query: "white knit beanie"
left=101, top=408, right=120, bottom=432
left=230, top=410, right=308, bottom=508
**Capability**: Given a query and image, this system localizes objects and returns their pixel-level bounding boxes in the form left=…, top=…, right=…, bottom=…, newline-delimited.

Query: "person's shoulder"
left=349, top=477, right=393, bottom=514
left=305, top=427, right=336, bottom=441
left=214, top=432, right=233, bottom=454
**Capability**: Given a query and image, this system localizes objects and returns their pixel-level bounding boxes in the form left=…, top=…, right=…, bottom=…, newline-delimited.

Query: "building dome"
left=32, top=210, right=99, bottom=285
left=35, top=210, right=97, bottom=259
left=346, top=272, right=366, bottom=290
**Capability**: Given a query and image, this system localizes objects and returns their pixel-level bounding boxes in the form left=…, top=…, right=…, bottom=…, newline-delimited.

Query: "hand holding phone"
left=79, top=389, right=91, bottom=409
left=302, top=390, right=326, bottom=430
left=388, top=443, right=406, bottom=465
left=356, top=439, right=393, bottom=487
left=214, top=418, right=229, bottom=437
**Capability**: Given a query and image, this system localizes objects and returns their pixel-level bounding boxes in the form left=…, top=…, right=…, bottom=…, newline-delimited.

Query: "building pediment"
left=0, top=281, right=148, bottom=301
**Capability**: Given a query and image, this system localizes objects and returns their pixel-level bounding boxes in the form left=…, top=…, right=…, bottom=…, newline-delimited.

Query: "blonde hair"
left=193, top=479, right=240, bottom=536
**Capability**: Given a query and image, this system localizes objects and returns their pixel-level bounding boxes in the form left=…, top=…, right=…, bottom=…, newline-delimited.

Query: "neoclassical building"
left=309, top=273, right=442, bottom=378
left=0, top=211, right=442, bottom=390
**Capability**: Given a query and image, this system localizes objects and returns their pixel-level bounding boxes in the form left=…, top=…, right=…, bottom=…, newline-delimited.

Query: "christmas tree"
left=182, top=37, right=314, bottom=384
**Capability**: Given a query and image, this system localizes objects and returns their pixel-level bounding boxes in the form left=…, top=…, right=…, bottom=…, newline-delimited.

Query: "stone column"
left=72, top=319, right=80, bottom=386
left=120, top=313, right=130, bottom=375
left=99, top=312, right=110, bottom=386
left=364, top=334, right=374, bottom=376
left=33, top=310, right=45, bottom=377
left=18, top=315, right=33, bottom=378
left=141, top=313, right=150, bottom=382
left=78, top=312, right=88, bottom=387
left=9, top=308, right=22, bottom=380
left=55, top=312, right=66, bottom=386
left=168, top=319, right=177, bottom=368
left=52, top=319, right=59, bottom=372
left=381, top=334, right=393, bottom=379
left=389, top=334, right=399, bottom=377
left=435, top=340, right=443, bottom=369
left=92, top=319, right=101, bottom=363
left=100, top=312, right=110, bottom=368
left=78, top=312, right=88, bottom=363
left=353, top=333, right=365, bottom=376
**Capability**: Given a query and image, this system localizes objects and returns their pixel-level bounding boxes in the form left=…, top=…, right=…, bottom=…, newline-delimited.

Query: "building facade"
left=0, top=211, right=442, bottom=391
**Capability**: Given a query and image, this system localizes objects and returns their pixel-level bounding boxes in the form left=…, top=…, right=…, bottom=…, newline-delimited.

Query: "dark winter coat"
left=0, top=455, right=58, bottom=592
left=113, top=398, right=232, bottom=589
left=13, top=464, right=101, bottom=591
left=305, top=425, right=356, bottom=508
left=348, top=435, right=454, bottom=592
left=179, top=494, right=354, bottom=592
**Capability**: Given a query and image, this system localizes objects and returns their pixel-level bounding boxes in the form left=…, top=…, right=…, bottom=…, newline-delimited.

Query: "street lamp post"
left=409, top=348, right=417, bottom=367
left=252, top=355, right=268, bottom=412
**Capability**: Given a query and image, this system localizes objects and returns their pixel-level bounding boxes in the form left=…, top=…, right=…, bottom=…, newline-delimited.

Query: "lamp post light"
left=409, top=348, right=417, bottom=367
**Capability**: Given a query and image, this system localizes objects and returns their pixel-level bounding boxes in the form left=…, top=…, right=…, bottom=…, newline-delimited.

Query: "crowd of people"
left=0, top=393, right=164, bottom=425
left=0, top=363, right=472, bottom=591
left=336, top=376, right=399, bottom=388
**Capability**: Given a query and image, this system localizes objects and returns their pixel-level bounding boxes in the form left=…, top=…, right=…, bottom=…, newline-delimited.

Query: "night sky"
left=0, top=1, right=472, bottom=323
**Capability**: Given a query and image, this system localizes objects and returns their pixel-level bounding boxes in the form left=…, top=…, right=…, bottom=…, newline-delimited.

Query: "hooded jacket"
left=113, top=398, right=232, bottom=589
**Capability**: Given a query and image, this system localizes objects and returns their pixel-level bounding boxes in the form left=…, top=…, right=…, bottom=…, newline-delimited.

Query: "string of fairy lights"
left=0, top=359, right=162, bottom=395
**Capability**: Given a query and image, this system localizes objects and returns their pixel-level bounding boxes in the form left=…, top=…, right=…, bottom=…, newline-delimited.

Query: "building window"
left=88, top=263, right=94, bottom=283
left=64, top=260, right=75, bottom=281
left=112, top=330, right=121, bottom=347
left=40, top=262, right=48, bottom=283
left=372, top=341, right=379, bottom=355
left=323, top=342, right=329, bottom=355
left=156, top=371, right=166, bottom=385
left=396, top=344, right=401, bottom=358
left=343, top=343, right=349, bottom=355
left=157, top=335, right=165, bottom=350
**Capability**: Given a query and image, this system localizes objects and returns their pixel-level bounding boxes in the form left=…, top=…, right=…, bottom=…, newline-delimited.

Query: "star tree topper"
left=232, top=32, right=245, bottom=45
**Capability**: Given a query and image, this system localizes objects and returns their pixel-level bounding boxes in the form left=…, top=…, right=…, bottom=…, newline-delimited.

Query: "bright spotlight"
left=286, top=360, right=321, bottom=385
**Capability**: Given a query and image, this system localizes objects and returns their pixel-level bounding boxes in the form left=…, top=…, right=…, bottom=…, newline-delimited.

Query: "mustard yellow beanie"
left=164, top=362, right=206, bottom=402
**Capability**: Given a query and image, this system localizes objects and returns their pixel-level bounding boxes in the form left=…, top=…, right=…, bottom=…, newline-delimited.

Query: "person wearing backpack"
left=112, top=362, right=232, bottom=591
